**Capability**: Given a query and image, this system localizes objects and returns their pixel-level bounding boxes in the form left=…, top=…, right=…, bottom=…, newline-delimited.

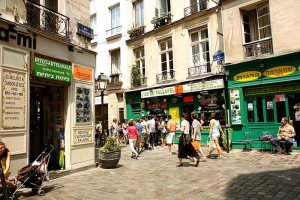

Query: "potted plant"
left=131, top=65, right=142, bottom=87
left=98, top=136, right=121, bottom=168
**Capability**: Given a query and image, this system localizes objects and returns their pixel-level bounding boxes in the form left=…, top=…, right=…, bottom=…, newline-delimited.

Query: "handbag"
left=208, top=140, right=216, bottom=152
left=191, top=141, right=199, bottom=151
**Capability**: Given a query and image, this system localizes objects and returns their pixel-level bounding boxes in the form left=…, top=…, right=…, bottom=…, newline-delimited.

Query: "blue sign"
left=213, top=50, right=225, bottom=61
left=77, top=23, right=94, bottom=39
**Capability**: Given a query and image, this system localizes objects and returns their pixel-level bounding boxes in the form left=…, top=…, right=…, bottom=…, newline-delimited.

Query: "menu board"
left=76, top=87, right=91, bottom=123
left=230, top=89, right=241, bottom=125
left=2, top=71, right=26, bottom=128
left=73, top=129, right=93, bottom=145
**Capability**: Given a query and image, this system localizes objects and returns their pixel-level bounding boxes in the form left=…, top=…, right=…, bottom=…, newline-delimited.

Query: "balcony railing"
left=131, top=77, right=147, bottom=88
left=156, top=70, right=175, bottom=83
left=188, top=64, right=211, bottom=78
left=184, top=0, right=208, bottom=17
left=106, top=26, right=122, bottom=37
left=244, top=37, right=273, bottom=58
left=26, top=1, right=70, bottom=37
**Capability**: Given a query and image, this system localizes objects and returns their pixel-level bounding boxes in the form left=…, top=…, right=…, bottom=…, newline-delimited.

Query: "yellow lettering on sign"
left=263, top=66, right=296, bottom=78
left=233, top=71, right=262, bottom=82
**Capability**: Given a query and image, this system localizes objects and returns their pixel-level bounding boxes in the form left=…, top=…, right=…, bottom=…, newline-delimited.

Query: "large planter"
left=98, top=151, right=121, bottom=168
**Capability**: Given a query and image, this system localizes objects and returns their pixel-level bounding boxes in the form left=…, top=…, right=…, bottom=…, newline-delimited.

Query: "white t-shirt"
left=148, top=118, right=156, bottom=133
left=141, top=121, right=147, bottom=134
left=181, top=120, right=190, bottom=134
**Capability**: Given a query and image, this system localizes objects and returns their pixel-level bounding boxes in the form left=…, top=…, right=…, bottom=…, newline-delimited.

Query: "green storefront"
left=226, top=52, right=300, bottom=149
left=125, top=76, right=229, bottom=143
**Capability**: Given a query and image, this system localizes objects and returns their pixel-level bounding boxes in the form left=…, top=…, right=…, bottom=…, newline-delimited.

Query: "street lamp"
left=95, top=73, right=109, bottom=140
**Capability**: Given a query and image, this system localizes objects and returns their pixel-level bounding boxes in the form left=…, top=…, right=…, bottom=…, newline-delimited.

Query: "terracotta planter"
left=98, top=151, right=121, bottom=168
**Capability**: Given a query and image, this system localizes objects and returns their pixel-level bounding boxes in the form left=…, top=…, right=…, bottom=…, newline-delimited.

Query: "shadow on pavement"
left=225, top=168, right=300, bottom=199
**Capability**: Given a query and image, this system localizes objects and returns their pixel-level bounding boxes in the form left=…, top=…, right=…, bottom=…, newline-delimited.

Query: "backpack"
left=259, top=134, right=273, bottom=141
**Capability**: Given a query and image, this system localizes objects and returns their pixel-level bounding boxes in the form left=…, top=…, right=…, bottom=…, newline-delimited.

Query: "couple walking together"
left=177, top=112, right=224, bottom=167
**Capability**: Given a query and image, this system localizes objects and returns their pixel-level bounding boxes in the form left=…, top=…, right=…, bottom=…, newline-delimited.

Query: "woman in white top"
left=177, top=113, right=200, bottom=167
left=208, top=113, right=224, bottom=159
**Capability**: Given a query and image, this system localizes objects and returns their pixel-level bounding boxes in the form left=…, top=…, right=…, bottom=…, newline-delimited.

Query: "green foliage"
left=99, top=136, right=121, bottom=153
left=131, top=65, right=141, bottom=81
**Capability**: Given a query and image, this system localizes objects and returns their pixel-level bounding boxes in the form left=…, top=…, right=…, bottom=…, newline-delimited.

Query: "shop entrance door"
left=30, top=85, right=66, bottom=170
left=288, top=94, right=300, bottom=147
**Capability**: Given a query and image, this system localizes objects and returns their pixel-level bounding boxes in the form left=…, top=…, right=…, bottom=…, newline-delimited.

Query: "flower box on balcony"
left=127, top=26, right=145, bottom=38
left=151, top=14, right=172, bottom=29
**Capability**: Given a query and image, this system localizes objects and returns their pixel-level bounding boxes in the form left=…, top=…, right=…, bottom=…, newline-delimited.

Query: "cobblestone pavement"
left=16, top=145, right=300, bottom=200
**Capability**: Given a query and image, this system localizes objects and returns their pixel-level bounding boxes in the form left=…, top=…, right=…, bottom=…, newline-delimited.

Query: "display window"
left=196, top=90, right=226, bottom=127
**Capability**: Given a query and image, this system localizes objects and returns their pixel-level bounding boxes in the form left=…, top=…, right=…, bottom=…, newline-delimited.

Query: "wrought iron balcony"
left=156, top=70, right=175, bottom=83
left=244, top=37, right=273, bottom=58
left=26, top=1, right=70, bottom=37
left=188, top=64, right=211, bottom=78
left=131, top=77, right=147, bottom=88
left=106, top=26, right=122, bottom=37
left=184, top=0, right=208, bottom=17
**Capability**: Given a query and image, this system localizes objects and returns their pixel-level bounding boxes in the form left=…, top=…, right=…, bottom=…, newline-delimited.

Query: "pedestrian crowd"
left=95, top=112, right=225, bottom=166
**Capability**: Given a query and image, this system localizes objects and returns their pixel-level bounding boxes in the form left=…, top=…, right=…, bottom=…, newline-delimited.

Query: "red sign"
left=183, top=96, right=194, bottom=103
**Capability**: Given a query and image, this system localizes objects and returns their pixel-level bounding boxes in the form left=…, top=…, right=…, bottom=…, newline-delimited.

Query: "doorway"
left=182, top=104, right=194, bottom=126
left=30, top=84, right=66, bottom=170
left=288, top=94, right=300, bottom=147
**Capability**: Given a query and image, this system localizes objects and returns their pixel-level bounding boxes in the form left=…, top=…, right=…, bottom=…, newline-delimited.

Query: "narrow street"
left=17, top=146, right=300, bottom=200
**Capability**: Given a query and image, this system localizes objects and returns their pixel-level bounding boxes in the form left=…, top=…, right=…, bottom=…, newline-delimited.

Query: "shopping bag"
left=208, top=140, right=216, bottom=152
left=191, top=141, right=199, bottom=151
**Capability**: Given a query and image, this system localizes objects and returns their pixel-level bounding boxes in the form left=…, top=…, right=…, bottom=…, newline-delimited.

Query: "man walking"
left=166, top=115, right=176, bottom=155
left=148, top=115, right=156, bottom=150
left=270, top=117, right=296, bottom=155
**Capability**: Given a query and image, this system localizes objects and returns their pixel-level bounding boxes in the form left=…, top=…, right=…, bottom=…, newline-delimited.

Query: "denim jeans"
left=270, top=137, right=293, bottom=152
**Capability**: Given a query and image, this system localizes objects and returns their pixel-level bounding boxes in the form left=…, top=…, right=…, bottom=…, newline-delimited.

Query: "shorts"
left=211, top=133, right=220, bottom=141
left=166, top=132, right=175, bottom=144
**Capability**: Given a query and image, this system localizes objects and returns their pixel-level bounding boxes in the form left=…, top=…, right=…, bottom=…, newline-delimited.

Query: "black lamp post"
left=95, top=73, right=108, bottom=137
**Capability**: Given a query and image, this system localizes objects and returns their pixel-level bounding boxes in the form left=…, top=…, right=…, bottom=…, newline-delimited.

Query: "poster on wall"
left=73, top=129, right=93, bottom=145
left=230, top=89, right=241, bottom=125
left=76, top=87, right=91, bottom=123
left=2, top=71, right=26, bottom=128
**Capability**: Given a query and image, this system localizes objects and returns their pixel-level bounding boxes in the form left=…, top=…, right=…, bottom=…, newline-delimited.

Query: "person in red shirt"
left=127, top=120, right=139, bottom=159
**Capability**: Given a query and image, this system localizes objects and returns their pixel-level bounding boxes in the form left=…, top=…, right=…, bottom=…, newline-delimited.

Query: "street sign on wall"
left=33, top=55, right=72, bottom=83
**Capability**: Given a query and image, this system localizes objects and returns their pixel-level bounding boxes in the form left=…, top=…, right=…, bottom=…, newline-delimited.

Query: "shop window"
left=247, top=98, right=254, bottom=122
left=197, top=90, right=225, bottom=126
left=256, top=97, right=263, bottom=122
left=265, top=96, right=274, bottom=122
left=276, top=101, right=286, bottom=122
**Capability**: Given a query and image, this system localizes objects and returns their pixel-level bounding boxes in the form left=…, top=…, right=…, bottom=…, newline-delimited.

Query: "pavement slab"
left=12, top=146, right=300, bottom=200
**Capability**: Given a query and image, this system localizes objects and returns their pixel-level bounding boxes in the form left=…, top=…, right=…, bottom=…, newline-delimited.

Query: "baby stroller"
left=11, top=145, right=54, bottom=199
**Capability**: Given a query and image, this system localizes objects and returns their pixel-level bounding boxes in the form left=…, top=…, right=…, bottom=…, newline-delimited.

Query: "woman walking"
left=177, top=114, right=200, bottom=167
left=127, top=120, right=139, bottom=159
left=191, top=112, right=206, bottom=161
left=208, top=113, right=224, bottom=159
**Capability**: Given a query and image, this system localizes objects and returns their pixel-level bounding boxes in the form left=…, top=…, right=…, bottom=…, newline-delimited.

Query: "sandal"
left=176, top=163, right=183, bottom=167
left=217, top=155, right=223, bottom=159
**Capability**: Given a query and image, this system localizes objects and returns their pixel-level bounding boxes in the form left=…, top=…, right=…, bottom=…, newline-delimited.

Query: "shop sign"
left=141, top=86, right=175, bottom=98
left=73, top=129, right=93, bottom=145
left=74, top=65, right=92, bottom=81
left=33, top=56, right=72, bottom=83
left=183, top=79, right=224, bottom=93
left=0, top=24, right=37, bottom=49
left=233, top=71, right=261, bottom=82
left=2, top=71, right=26, bottom=128
left=263, top=66, right=296, bottom=78
left=245, top=82, right=300, bottom=96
